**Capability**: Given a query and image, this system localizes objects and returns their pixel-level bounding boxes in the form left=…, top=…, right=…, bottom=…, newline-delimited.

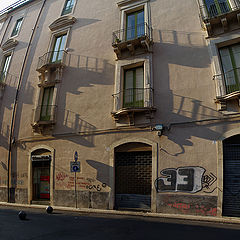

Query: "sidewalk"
left=1, top=201, right=240, bottom=225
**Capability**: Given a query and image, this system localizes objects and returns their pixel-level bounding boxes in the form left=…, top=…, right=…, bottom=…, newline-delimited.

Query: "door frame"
left=109, top=138, right=158, bottom=212
left=28, top=145, right=55, bottom=205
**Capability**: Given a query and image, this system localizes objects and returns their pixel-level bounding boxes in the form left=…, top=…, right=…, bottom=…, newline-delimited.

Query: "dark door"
left=223, top=135, right=240, bottom=217
left=115, top=151, right=152, bottom=211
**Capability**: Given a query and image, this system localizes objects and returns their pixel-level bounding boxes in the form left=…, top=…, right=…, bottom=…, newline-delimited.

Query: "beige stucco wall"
left=0, top=0, right=240, bottom=216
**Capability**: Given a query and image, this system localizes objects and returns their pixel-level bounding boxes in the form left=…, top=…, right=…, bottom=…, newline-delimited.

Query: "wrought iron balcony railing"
left=213, top=67, right=240, bottom=97
left=37, top=50, right=67, bottom=72
left=199, top=0, right=240, bottom=21
left=112, top=22, right=152, bottom=46
left=32, top=105, right=57, bottom=124
left=112, top=88, right=154, bottom=112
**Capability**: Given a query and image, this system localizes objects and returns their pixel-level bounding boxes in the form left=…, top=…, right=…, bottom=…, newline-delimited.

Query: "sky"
left=0, top=0, right=19, bottom=11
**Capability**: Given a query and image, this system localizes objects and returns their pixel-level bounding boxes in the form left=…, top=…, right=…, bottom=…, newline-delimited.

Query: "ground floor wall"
left=1, top=122, right=240, bottom=218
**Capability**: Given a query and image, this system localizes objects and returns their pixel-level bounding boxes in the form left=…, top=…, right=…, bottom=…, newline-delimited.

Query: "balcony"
left=111, top=88, right=155, bottom=124
left=198, top=0, right=240, bottom=36
left=213, top=67, right=240, bottom=110
left=112, top=23, right=153, bottom=59
left=36, top=50, right=67, bottom=73
left=32, top=105, right=57, bottom=133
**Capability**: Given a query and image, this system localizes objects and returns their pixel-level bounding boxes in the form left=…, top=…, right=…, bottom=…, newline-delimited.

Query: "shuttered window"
left=219, top=44, right=240, bottom=94
left=124, top=67, right=144, bottom=108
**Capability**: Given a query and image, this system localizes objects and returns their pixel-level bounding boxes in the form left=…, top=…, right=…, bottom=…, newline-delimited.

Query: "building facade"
left=0, top=0, right=240, bottom=218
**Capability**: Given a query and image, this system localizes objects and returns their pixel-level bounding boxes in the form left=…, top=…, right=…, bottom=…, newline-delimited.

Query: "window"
left=11, top=18, right=23, bottom=37
left=219, top=43, right=240, bottom=94
left=40, top=87, right=54, bottom=121
left=123, top=67, right=144, bottom=108
left=61, top=0, right=75, bottom=16
left=51, top=34, right=67, bottom=63
left=204, top=0, right=231, bottom=17
left=0, top=55, right=11, bottom=82
left=126, top=9, right=144, bottom=41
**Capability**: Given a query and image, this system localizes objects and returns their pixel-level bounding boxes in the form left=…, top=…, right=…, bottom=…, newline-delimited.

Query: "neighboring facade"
left=1, top=0, right=240, bottom=218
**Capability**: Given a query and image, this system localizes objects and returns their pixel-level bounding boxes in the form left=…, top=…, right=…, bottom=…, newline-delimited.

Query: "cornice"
left=117, top=0, right=149, bottom=7
left=1, top=38, right=18, bottom=51
left=49, top=15, right=76, bottom=31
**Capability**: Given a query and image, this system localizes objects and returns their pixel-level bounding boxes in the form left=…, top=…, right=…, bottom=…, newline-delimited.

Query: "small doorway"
left=31, top=149, right=51, bottom=203
left=115, top=142, right=152, bottom=211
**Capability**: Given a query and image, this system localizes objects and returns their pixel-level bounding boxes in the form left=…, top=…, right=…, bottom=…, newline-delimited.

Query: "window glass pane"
left=51, top=34, right=67, bottom=62
left=137, top=11, right=144, bottom=37
left=0, top=55, right=11, bottom=82
left=11, top=18, right=23, bottom=37
left=126, top=10, right=144, bottom=40
left=61, top=0, right=75, bottom=15
left=127, top=14, right=136, bottom=40
left=41, top=87, right=54, bottom=120
left=135, top=67, right=144, bottom=103
left=124, top=67, right=144, bottom=107
left=124, top=70, right=134, bottom=105
left=219, top=48, right=235, bottom=86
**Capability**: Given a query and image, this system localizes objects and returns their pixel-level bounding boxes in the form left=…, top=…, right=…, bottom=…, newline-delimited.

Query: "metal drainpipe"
left=7, top=0, right=47, bottom=203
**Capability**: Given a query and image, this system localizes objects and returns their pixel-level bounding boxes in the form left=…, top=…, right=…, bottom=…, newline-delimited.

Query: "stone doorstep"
left=1, top=201, right=240, bottom=225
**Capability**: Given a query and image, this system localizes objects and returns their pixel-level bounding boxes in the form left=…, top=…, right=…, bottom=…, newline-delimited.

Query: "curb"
left=1, top=202, right=240, bottom=225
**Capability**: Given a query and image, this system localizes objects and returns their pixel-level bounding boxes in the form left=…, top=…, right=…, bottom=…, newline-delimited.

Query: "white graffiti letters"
left=155, top=167, right=206, bottom=193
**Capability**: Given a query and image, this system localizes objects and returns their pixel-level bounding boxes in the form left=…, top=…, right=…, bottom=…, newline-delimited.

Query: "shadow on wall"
left=86, top=160, right=112, bottom=187
left=53, top=53, right=114, bottom=147
left=54, top=109, right=96, bottom=148
left=151, top=29, right=229, bottom=156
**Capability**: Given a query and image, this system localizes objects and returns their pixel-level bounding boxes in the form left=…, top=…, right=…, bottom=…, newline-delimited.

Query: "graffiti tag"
left=155, top=167, right=205, bottom=193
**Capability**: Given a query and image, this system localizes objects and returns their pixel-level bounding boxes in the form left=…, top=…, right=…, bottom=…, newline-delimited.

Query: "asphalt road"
left=0, top=206, right=240, bottom=240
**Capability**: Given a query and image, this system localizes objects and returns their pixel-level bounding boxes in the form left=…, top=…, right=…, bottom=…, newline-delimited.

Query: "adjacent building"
left=0, top=0, right=240, bottom=218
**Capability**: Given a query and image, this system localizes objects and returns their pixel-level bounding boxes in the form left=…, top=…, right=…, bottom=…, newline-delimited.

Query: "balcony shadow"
left=54, top=108, right=96, bottom=147
left=86, top=160, right=112, bottom=187
left=152, top=29, right=229, bottom=156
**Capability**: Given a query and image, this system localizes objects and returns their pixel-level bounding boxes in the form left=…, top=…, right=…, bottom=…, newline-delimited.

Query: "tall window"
left=11, top=17, right=23, bottom=37
left=126, top=10, right=144, bottom=41
left=0, top=55, right=11, bottom=82
left=51, top=34, right=67, bottom=63
left=204, top=0, right=231, bottom=17
left=219, top=44, right=240, bottom=94
left=124, top=67, right=144, bottom=108
left=40, top=87, right=54, bottom=121
left=61, top=0, right=75, bottom=16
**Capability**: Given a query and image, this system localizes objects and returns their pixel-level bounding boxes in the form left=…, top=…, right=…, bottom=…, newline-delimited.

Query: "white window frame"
left=0, top=51, right=13, bottom=83
left=114, top=55, right=153, bottom=111
left=10, top=17, right=24, bottom=38
left=207, top=33, right=240, bottom=98
left=118, top=0, right=151, bottom=41
left=60, top=0, right=77, bottom=16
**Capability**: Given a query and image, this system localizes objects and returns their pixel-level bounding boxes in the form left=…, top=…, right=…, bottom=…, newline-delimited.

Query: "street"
left=0, top=206, right=240, bottom=240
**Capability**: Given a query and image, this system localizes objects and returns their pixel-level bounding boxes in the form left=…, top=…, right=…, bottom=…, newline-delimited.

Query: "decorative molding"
left=1, top=38, right=18, bottom=51
left=49, top=15, right=76, bottom=31
left=117, top=0, right=149, bottom=7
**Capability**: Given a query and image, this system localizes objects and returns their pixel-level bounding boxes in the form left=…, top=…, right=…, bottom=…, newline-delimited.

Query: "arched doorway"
left=223, top=134, right=240, bottom=217
left=31, top=148, right=51, bottom=203
left=114, top=142, right=152, bottom=211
